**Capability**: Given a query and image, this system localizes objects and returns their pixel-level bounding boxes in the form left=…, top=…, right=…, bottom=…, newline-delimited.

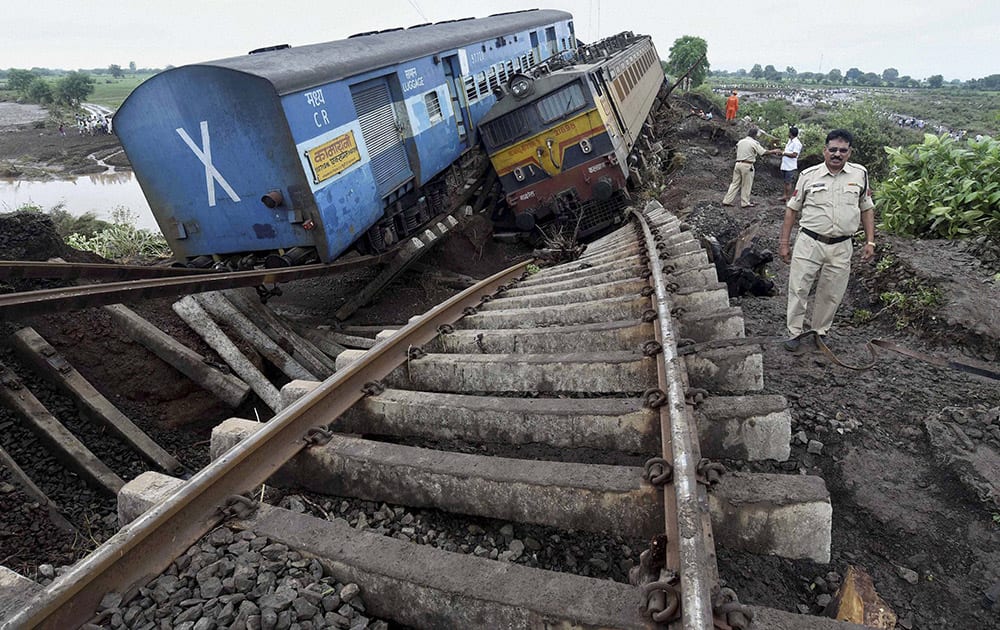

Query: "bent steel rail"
left=633, top=208, right=716, bottom=628
left=6, top=259, right=530, bottom=629
left=0, top=253, right=393, bottom=320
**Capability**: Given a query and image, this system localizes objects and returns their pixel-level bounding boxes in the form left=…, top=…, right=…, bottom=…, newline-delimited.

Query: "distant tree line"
left=0, top=63, right=173, bottom=107
left=709, top=64, right=997, bottom=90
left=3, top=68, right=95, bottom=106
left=0, top=62, right=163, bottom=80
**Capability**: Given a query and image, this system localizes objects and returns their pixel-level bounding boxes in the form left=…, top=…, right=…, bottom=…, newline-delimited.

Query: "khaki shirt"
left=735, top=136, right=768, bottom=163
left=787, top=162, right=875, bottom=237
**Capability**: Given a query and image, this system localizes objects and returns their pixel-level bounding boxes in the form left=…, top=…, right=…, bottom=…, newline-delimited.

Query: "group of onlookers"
left=74, top=114, right=112, bottom=136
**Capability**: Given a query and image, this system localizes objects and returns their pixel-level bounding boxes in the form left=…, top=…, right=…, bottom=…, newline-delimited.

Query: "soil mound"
left=0, top=212, right=67, bottom=262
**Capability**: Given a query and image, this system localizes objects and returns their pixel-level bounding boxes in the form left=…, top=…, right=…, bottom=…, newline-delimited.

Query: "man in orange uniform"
left=725, top=90, right=740, bottom=122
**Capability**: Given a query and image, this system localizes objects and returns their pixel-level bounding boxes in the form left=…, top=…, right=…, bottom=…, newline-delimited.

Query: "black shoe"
left=783, top=337, right=801, bottom=352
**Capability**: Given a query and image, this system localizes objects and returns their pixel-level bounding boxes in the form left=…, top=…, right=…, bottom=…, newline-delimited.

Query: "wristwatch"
left=866, top=241, right=876, bottom=246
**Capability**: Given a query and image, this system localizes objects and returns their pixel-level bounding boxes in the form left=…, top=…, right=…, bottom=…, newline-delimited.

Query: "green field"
left=85, top=73, right=156, bottom=109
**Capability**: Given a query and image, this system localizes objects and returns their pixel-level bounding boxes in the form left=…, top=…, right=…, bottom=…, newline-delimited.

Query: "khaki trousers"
left=786, top=234, right=853, bottom=336
left=722, top=162, right=754, bottom=206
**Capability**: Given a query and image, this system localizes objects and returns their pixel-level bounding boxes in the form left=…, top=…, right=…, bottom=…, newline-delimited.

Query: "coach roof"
left=184, top=9, right=573, bottom=96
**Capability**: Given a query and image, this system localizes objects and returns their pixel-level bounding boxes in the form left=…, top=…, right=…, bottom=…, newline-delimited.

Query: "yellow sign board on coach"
left=306, top=131, right=361, bottom=184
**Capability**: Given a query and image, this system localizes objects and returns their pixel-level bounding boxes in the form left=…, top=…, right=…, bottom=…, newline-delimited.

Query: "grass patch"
left=86, top=74, right=155, bottom=109
left=65, top=206, right=170, bottom=263
left=875, top=255, right=895, bottom=273
left=878, top=278, right=944, bottom=330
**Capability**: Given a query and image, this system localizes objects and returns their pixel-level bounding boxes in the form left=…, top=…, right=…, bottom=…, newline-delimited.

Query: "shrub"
left=66, top=206, right=170, bottom=262
left=687, top=84, right=725, bottom=112
left=878, top=279, right=944, bottom=330
left=877, top=133, right=1000, bottom=239
left=827, top=100, right=914, bottom=177
left=769, top=123, right=827, bottom=164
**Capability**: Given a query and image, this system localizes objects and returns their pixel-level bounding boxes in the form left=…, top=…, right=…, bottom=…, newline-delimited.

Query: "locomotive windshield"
left=481, top=108, right=533, bottom=149
left=536, top=82, right=586, bottom=123
left=481, top=79, right=589, bottom=150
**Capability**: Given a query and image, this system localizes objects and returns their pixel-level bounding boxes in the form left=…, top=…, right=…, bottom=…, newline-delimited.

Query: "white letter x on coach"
left=176, top=121, right=241, bottom=207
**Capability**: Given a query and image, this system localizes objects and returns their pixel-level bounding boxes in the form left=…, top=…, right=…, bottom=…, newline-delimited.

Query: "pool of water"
left=0, top=171, right=160, bottom=233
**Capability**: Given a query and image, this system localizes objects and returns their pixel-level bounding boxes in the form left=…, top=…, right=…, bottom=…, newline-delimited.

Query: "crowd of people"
left=73, top=113, right=113, bottom=136
left=886, top=112, right=976, bottom=140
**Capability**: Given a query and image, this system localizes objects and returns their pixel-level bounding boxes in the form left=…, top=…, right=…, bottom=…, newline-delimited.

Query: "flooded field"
left=0, top=170, right=158, bottom=232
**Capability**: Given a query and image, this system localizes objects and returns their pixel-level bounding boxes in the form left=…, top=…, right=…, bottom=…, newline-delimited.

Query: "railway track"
left=3, top=202, right=866, bottom=629
left=0, top=254, right=393, bottom=320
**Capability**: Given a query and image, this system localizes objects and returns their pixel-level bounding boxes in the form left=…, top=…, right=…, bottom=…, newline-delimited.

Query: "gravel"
left=272, top=492, right=642, bottom=584
left=83, top=528, right=386, bottom=630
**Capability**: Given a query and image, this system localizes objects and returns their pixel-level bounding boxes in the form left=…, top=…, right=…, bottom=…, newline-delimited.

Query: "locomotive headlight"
left=580, top=138, right=592, bottom=154
left=514, top=167, right=525, bottom=182
left=509, top=75, right=534, bottom=98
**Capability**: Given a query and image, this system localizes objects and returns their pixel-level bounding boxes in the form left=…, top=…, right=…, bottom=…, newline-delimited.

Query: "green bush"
left=768, top=123, right=827, bottom=163
left=66, top=207, right=170, bottom=262
left=687, top=84, right=725, bottom=112
left=827, top=101, right=915, bottom=177
left=877, top=133, right=1000, bottom=239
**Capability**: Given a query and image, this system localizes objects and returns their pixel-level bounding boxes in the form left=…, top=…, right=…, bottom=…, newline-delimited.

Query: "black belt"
left=801, top=227, right=851, bottom=244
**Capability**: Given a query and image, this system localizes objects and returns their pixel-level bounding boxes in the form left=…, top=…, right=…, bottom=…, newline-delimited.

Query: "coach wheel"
left=514, top=211, right=537, bottom=232
left=593, top=177, right=614, bottom=202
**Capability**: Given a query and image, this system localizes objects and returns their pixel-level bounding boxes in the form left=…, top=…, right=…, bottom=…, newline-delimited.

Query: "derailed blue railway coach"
left=114, top=10, right=575, bottom=266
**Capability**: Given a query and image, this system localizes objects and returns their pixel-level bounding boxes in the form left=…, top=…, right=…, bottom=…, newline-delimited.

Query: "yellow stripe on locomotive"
left=490, top=109, right=606, bottom=178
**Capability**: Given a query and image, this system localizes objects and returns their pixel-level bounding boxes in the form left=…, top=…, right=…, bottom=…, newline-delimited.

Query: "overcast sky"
left=5, top=0, right=997, bottom=81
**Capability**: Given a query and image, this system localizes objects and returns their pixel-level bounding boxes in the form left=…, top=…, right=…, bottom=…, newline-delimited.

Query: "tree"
left=827, top=68, right=843, bottom=84
left=926, top=74, right=944, bottom=88
left=129, top=61, right=136, bottom=73
left=763, top=64, right=780, bottom=81
left=7, top=68, right=36, bottom=95
left=860, top=72, right=881, bottom=86
left=735, top=68, right=747, bottom=77
left=785, top=66, right=797, bottom=79
left=665, top=36, right=710, bottom=89
left=845, top=67, right=862, bottom=83
left=26, top=77, right=53, bottom=103
left=108, top=64, right=124, bottom=79
left=55, top=71, right=95, bottom=106
left=882, top=67, right=899, bottom=83
left=749, top=64, right=763, bottom=79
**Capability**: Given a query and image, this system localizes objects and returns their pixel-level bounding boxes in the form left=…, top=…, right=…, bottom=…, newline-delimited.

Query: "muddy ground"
left=0, top=102, right=129, bottom=178
left=1, top=101, right=1000, bottom=629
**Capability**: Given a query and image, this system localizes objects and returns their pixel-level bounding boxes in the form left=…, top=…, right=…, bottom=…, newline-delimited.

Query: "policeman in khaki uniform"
left=779, top=129, right=875, bottom=351
left=722, top=127, right=782, bottom=208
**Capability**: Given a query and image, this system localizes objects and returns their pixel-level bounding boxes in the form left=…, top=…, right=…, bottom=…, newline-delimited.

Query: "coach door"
left=442, top=55, right=469, bottom=148
left=350, top=77, right=413, bottom=196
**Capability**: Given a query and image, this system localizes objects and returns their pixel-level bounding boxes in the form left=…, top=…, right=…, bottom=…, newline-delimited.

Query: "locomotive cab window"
left=537, top=82, right=586, bottom=124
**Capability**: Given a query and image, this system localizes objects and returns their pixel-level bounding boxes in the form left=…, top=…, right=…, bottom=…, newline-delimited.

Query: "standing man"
left=779, top=129, right=876, bottom=351
left=780, top=126, right=802, bottom=202
left=722, top=127, right=781, bottom=208
left=725, top=90, right=740, bottom=122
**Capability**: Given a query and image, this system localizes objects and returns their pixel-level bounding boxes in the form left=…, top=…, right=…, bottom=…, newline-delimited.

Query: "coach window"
left=424, top=91, right=443, bottom=123
left=537, top=82, right=586, bottom=123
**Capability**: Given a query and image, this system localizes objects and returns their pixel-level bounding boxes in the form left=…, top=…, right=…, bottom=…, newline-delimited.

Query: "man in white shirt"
left=780, top=126, right=803, bottom=202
